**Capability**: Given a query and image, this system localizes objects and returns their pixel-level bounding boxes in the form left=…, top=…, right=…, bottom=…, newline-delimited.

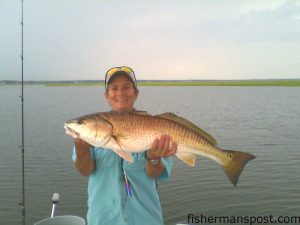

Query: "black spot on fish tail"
left=222, top=150, right=256, bottom=186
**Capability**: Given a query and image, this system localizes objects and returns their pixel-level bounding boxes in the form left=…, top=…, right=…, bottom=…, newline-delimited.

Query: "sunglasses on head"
left=105, top=66, right=137, bottom=89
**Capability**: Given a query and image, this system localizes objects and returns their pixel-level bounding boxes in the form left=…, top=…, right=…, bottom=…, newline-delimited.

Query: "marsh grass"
left=45, top=80, right=300, bottom=87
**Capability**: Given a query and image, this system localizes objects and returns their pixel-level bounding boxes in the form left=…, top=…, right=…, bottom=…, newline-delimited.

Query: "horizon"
left=2, top=78, right=300, bottom=83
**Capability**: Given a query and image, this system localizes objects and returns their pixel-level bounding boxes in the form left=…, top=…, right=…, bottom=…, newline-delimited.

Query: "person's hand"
left=146, top=135, right=177, bottom=160
left=73, top=137, right=94, bottom=177
left=74, top=138, right=91, bottom=151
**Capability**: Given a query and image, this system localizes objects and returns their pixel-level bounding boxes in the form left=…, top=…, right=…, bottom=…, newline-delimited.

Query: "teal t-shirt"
left=72, top=146, right=173, bottom=225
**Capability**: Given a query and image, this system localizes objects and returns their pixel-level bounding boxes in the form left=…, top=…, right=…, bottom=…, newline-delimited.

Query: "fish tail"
left=221, top=150, right=256, bottom=186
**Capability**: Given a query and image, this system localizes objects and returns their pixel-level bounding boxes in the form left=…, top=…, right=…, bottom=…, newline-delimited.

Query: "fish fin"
left=114, top=149, right=133, bottom=162
left=132, top=110, right=150, bottom=116
left=221, top=150, right=256, bottom=186
left=155, top=112, right=217, bottom=146
left=176, top=152, right=197, bottom=167
left=104, top=137, right=133, bottom=162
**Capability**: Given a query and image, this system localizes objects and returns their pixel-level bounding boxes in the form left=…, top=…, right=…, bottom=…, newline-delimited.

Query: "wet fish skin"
left=64, top=111, right=255, bottom=186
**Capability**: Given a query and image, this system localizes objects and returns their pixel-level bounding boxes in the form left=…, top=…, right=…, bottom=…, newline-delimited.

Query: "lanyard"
left=121, top=158, right=132, bottom=198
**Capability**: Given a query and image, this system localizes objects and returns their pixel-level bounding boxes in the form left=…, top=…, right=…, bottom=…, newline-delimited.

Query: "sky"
left=1, top=0, right=300, bottom=81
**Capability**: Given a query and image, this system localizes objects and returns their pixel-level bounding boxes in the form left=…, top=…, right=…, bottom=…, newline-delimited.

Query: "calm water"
left=0, top=85, right=299, bottom=225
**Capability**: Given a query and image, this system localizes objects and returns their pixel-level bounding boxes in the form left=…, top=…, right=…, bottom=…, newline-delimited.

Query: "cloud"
left=234, top=0, right=300, bottom=43
left=1, top=0, right=299, bottom=80
left=175, top=0, right=300, bottom=45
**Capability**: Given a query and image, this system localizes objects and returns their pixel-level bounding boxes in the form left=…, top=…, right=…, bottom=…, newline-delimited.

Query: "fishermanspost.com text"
left=187, top=213, right=300, bottom=224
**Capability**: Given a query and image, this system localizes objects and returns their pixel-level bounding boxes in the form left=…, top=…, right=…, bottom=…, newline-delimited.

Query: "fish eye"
left=77, top=119, right=85, bottom=125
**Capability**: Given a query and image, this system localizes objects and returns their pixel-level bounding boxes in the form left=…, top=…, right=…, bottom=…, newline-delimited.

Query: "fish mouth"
left=64, top=125, right=80, bottom=138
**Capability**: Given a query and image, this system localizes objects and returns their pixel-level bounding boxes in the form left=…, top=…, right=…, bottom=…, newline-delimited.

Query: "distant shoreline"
left=1, top=79, right=300, bottom=86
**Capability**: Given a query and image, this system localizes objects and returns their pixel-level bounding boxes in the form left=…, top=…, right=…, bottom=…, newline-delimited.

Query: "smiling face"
left=105, top=75, right=139, bottom=112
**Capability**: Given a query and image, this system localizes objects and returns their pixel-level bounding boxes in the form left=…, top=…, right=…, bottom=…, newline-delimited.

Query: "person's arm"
left=145, top=135, right=177, bottom=178
left=74, top=138, right=95, bottom=177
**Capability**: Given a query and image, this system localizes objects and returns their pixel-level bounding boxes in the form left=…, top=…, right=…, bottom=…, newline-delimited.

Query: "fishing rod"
left=20, top=0, right=26, bottom=224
